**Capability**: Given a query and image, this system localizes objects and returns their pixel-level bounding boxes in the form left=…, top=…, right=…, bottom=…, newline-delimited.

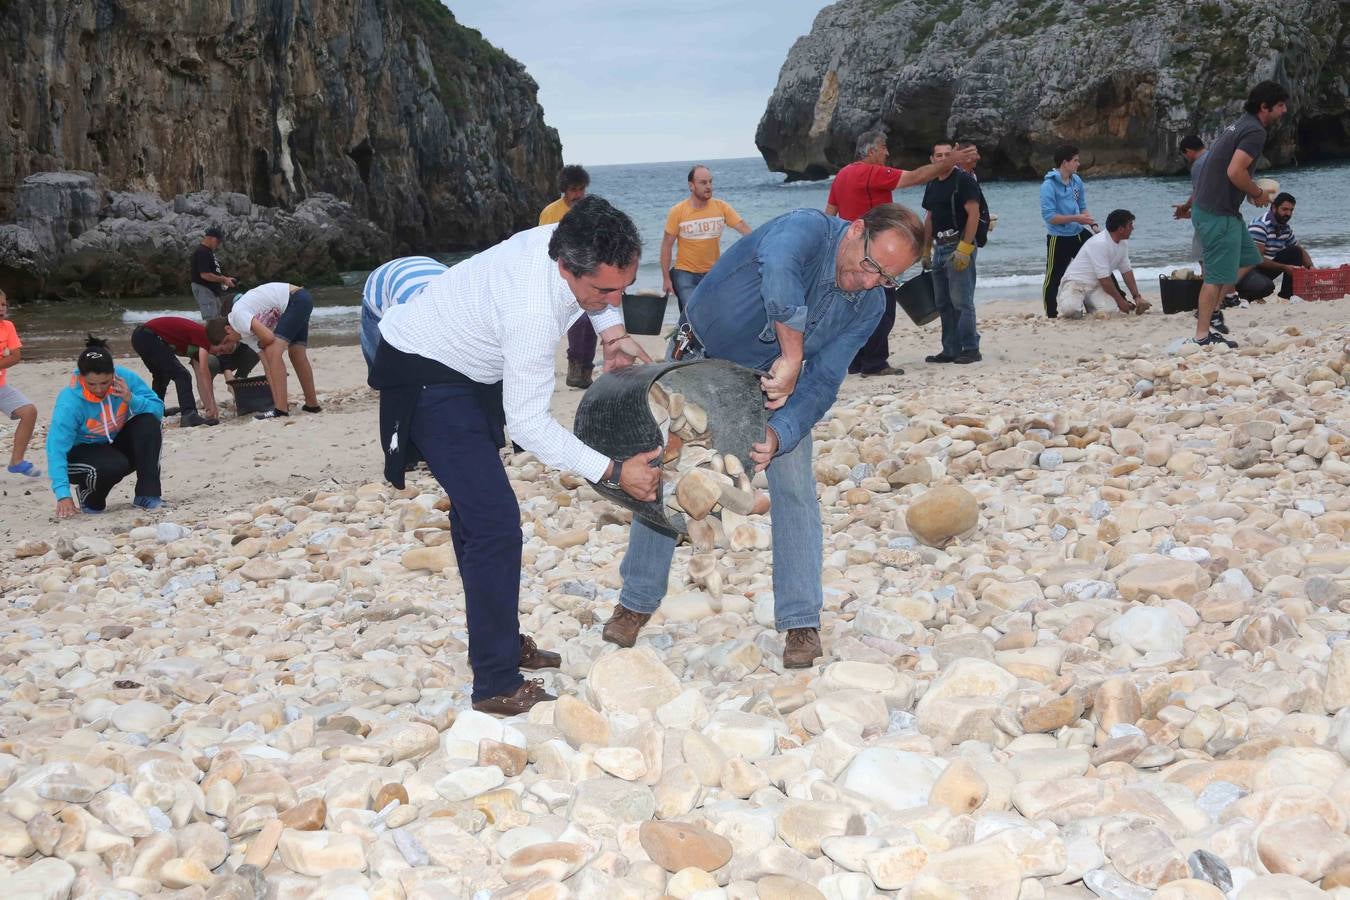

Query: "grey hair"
left=547, top=195, right=642, bottom=276
left=860, top=203, right=925, bottom=253
left=855, top=130, right=887, bottom=159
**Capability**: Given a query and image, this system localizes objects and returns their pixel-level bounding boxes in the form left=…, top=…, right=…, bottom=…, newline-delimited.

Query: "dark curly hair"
left=547, top=195, right=642, bottom=277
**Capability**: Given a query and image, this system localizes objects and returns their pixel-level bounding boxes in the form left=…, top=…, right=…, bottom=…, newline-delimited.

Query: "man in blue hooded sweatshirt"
left=47, top=336, right=165, bottom=518
left=1040, top=144, right=1097, bottom=318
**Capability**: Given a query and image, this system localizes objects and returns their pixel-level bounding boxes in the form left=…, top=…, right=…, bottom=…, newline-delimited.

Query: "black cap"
left=204, top=226, right=225, bottom=240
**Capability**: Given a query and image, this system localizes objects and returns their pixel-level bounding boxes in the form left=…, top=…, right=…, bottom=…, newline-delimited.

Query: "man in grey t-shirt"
left=1187, top=81, right=1288, bottom=349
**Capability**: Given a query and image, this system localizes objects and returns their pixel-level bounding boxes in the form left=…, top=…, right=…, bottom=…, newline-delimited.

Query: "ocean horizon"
left=12, top=155, right=1350, bottom=360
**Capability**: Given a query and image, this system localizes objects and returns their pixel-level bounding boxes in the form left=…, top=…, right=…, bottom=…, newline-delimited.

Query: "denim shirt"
left=686, top=209, right=884, bottom=456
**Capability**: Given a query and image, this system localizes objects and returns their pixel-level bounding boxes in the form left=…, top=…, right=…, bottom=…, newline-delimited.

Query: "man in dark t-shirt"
left=191, top=226, right=236, bottom=319
left=921, top=141, right=985, bottom=364
left=1188, top=80, right=1289, bottom=348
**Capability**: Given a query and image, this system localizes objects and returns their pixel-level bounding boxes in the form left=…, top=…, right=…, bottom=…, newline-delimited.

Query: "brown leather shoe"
left=601, top=605, right=652, bottom=648
left=565, top=361, right=591, bottom=389
left=471, top=678, right=556, bottom=716
left=519, top=634, right=560, bottom=670
left=783, top=627, right=822, bottom=668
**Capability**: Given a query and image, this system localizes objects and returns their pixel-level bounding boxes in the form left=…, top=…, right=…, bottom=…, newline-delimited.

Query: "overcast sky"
left=450, top=0, right=829, bottom=166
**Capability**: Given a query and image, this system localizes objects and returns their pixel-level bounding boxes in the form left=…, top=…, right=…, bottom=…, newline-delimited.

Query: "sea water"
left=12, top=156, right=1350, bottom=359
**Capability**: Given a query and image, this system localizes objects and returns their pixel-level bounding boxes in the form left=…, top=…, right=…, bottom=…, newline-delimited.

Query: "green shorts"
left=1193, top=206, right=1261, bottom=286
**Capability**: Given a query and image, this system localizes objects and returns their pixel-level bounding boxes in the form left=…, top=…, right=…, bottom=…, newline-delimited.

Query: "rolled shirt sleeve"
left=767, top=290, right=883, bottom=455
left=587, top=305, right=623, bottom=333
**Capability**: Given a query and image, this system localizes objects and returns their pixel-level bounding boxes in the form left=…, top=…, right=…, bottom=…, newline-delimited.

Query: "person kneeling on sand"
left=47, top=336, right=165, bottom=518
left=226, top=282, right=320, bottom=419
left=1056, top=209, right=1150, bottom=319
left=130, top=316, right=238, bottom=427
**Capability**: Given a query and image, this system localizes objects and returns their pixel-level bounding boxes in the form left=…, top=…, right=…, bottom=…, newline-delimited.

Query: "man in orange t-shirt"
left=661, top=165, right=752, bottom=315
left=827, top=130, right=975, bottom=376
left=539, top=165, right=598, bottom=389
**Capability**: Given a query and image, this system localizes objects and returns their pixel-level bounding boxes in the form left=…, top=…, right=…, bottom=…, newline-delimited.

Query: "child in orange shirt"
left=0, top=289, right=40, bottom=477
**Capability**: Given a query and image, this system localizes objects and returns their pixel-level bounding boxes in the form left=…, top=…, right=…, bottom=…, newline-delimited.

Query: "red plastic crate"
left=1291, top=265, right=1350, bottom=301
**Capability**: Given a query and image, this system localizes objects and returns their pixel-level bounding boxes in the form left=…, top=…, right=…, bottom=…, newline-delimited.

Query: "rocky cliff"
left=757, top=0, right=1350, bottom=180
left=0, top=0, right=561, bottom=298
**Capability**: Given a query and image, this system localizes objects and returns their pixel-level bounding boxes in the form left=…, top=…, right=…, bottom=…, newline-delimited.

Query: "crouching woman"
left=47, top=336, right=165, bottom=518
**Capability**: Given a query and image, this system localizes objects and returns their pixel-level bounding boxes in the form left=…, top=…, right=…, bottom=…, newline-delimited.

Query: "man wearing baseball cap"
left=191, top=226, right=236, bottom=319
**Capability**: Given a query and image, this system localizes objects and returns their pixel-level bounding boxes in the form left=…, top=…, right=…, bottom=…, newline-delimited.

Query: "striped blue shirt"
left=362, top=256, right=448, bottom=319
left=1248, top=211, right=1297, bottom=257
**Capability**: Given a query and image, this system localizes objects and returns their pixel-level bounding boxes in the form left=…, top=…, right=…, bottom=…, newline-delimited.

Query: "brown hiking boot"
left=601, top=605, right=652, bottom=648
left=471, top=678, right=556, bottom=716
left=519, top=634, right=561, bottom=670
left=565, top=361, right=591, bottom=389
left=783, top=627, right=822, bottom=668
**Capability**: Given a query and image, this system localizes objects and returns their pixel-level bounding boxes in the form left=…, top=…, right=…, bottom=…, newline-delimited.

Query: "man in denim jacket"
left=603, top=204, right=925, bottom=668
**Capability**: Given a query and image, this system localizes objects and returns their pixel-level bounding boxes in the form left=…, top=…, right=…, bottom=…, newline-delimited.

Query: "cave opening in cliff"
left=252, top=149, right=274, bottom=207
left=347, top=139, right=374, bottom=187
left=1296, top=115, right=1350, bottom=164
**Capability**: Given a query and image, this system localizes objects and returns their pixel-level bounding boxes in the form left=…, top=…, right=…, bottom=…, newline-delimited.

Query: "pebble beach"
left=3, top=295, right=1350, bottom=900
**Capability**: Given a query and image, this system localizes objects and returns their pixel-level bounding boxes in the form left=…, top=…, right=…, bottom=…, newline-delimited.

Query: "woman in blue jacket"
left=1040, top=144, right=1097, bottom=317
left=47, top=336, right=165, bottom=518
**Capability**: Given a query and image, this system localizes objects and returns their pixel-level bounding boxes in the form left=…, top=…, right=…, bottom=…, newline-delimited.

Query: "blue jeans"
left=932, top=242, right=979, bottom=357
left=618, top=376, right=822, bottom=630
left=670, top=269, right=705, bottom=318
left=360, top=305, right=380, bottom=369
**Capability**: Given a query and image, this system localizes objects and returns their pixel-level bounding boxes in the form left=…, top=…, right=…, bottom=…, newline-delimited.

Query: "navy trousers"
left=410, top=382, right=524, bottom=703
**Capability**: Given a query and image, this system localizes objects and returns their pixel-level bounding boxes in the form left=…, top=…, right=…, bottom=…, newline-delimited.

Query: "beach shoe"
left=203, top=417, right=220, bottom=426
left=783, top=627, right=823, bottom=668
left=133, top=496, right=164, bottom=510
left=1189, top=332, right=1238, bottom=349
left=519, top=634, right=561, bottom=670
left=254, top=408, right=289, bottom=420
left=861, top=365, right=905, bottom=377
left=924, top=352, right=955, bottom=363
left=181, top=411, right=207, bottom=427
left=602, top=605, right=652, bottom=648
left=954, top=351, right=983, bottom=364
left=302, top=404, right=322, bottom=413
left=163, top=406, right=181, bottom=417
left=471, top=678, right=555, bottom=716
left=7, top=460, right=40, bottom=477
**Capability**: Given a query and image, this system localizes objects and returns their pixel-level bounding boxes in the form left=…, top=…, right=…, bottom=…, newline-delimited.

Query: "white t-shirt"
left=228, top=283, right=292, bottom=348
left=1062, top=231, right=1132, bottom=286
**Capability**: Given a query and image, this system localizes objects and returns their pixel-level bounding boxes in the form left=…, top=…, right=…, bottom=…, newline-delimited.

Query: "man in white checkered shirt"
left=372, top=196, right=662, bottom=716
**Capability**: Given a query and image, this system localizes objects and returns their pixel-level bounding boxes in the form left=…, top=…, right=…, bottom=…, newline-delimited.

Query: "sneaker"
left=954, top=351, right=983, bottom=364
left=471, top=678, right=556, bottom=716
left=601, top=605, right=652, bottom=648
left=254, top=408, right=289, bottom=420
left=924, top=353, right=955, bottom=363
left=203, top=417, right=220, bottom=427
left=564, top=361, right=591, bottom=389
left=1188, top=332, right=1238, bottom=349
left=519, top=634, right=561, bottom=670
left=133, top=496, right=164, bottom=510
left=301, top=404, right=322, bottom=414
left=6, top=460, right=40, bottom=477
left=181, top=412, right=207, bottom=428
left=861, top=365, right=905, bottom=377
left=783, top=627, right=823, bottom=668
left=1210, top=309, right=1229, bottom=334
left=1222, top=292, right=1241, bottom=309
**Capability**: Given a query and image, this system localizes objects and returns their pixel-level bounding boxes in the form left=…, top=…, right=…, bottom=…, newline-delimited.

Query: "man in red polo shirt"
left=130, top=316, right=239, bottom=426
left=827, top=130, right=976, bottom=376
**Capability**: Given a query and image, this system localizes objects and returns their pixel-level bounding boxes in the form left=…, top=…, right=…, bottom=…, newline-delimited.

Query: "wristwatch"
left=598, top=458, right=623, bottom=491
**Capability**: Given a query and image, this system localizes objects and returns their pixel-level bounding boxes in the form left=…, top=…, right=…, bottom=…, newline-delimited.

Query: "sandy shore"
left=1, top=295, right=1345, bottom=543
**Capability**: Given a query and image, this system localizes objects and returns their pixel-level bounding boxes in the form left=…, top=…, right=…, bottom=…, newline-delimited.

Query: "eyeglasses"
left=860, top=231, right=903, bottom=289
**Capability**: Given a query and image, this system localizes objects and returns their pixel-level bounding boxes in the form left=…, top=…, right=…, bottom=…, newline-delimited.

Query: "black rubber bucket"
left=574, top=359, right=768, bottom=534
left=896, top=272, right=939, bottom=326
left=621, top=292, right=670, bottom=335
left=1159, top=275, right=1201, bottom=314
left=227, top=376, right=273, bottom=415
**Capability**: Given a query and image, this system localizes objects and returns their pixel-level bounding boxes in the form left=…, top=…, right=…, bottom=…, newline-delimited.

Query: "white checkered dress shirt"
left=378, top=225, right=623, bottom=482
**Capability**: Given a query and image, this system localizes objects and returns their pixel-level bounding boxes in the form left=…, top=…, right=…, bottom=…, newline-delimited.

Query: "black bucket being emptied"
left=621, top=291, right=670, bottom=335
left=573, top=359, right=769, bottom=535
left=896, top=271, right=939, bottom=326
